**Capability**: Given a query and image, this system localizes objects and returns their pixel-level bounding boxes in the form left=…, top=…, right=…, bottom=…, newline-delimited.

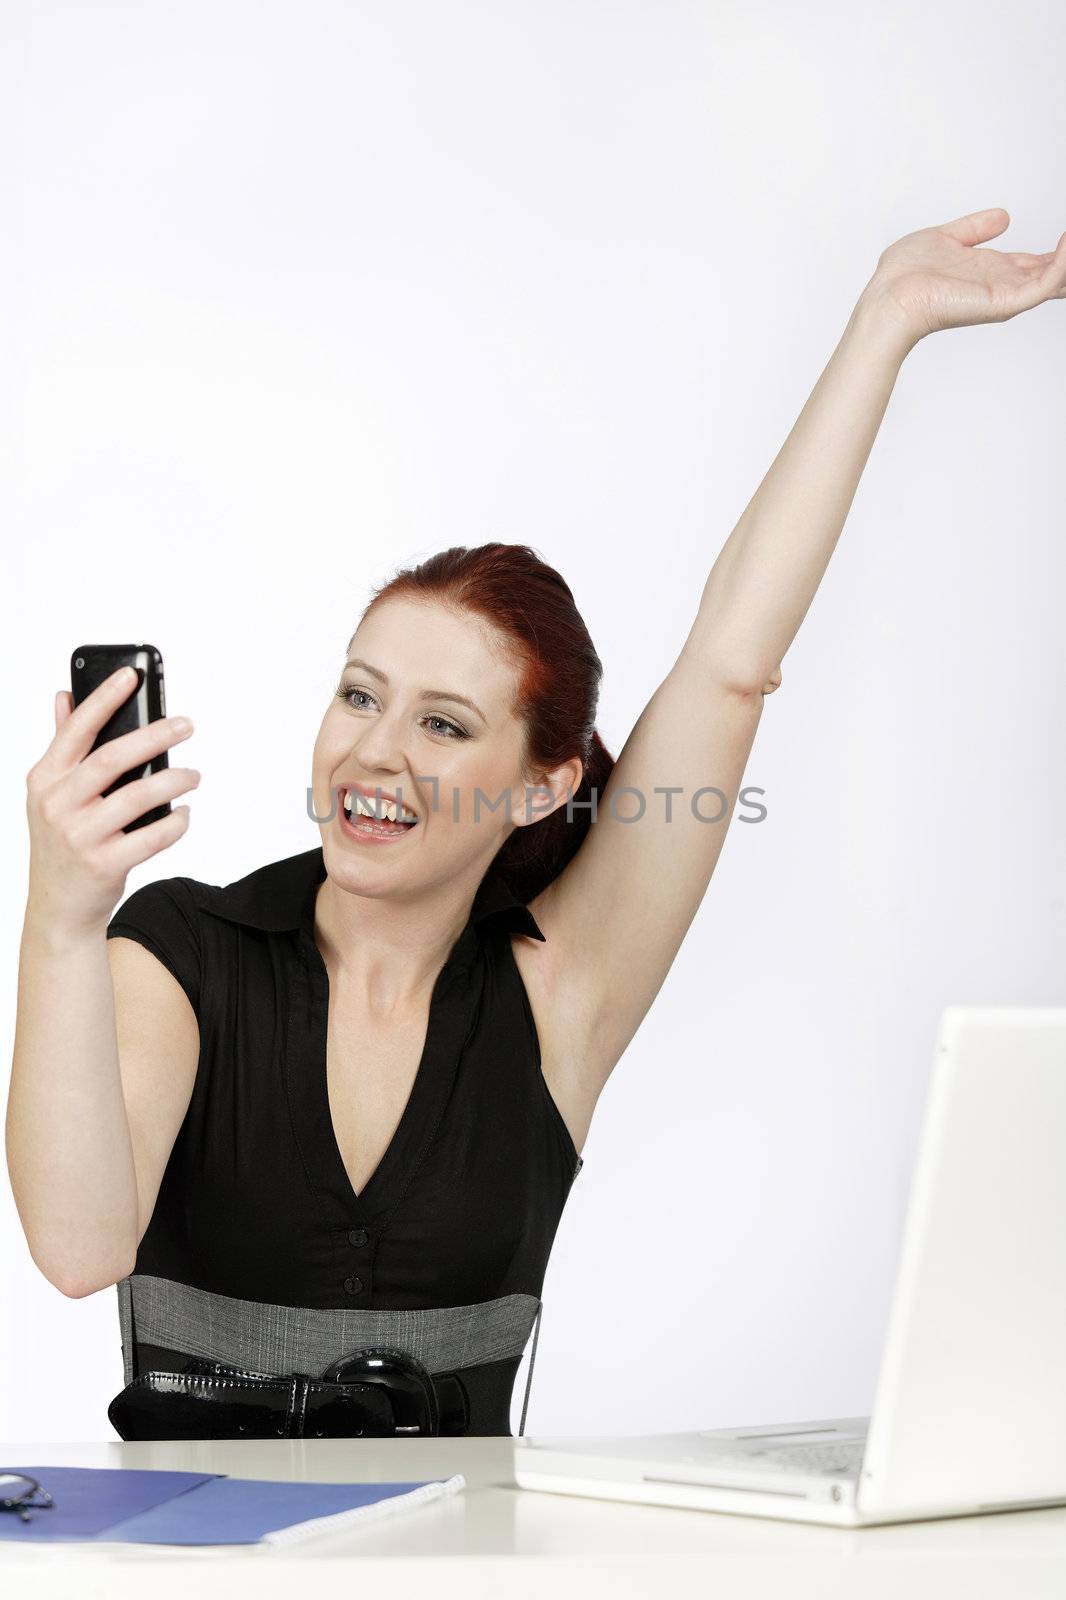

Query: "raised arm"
left=685, top=271, right=912, bottom=693
left=528, top=208, right=1065, bottom=1132
left=689, top=207, right=1066, bottom=691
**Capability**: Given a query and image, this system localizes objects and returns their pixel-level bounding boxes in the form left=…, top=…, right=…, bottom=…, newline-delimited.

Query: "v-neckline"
left=280, top=854, right=547, bottom=1231
left=286, top=883, right=483, bottom=1227
left=313, top=940, right=456, bottom=1215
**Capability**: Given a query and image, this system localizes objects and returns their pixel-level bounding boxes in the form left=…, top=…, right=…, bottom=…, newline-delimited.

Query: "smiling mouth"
left=340, top=786, right=420, bottom=829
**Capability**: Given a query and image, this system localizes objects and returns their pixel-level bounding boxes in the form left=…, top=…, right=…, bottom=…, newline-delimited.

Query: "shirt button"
left=348, top=1228, right=368, bottom=1248
left=344, top=1276, right=363, bottom=1295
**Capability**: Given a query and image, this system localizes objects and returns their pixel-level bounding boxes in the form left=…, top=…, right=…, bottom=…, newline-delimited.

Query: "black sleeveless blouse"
left=105, top=846, right=584, bottom=1434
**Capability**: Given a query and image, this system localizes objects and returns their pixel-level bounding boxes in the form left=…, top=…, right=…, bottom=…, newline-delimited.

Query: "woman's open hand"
left=866, top=208, right=1066, bottom=347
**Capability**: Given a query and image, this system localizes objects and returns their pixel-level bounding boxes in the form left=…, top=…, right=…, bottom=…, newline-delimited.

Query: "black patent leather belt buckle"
left=318, top=1345, right=440, bottom=1435
left=107, top=1344, right=468, bottom=1441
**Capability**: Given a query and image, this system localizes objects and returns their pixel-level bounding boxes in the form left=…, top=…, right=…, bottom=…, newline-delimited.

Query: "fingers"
left=99, top=803, right=193, bottom=879
left=1026, top=237, right=1066, bottom=308
left=33, top=670, right=198, bottom=832
left=1044, top=232, right=1066, bottom=289
left=43, top=666, right=139, bottom=775
left=63, top=715, right=195, bottom=810
left=29, top=672, right=199, bottom=932
left=939, top=208, right=1010, bottom=247
left=94, top=763, right=202, bottom=836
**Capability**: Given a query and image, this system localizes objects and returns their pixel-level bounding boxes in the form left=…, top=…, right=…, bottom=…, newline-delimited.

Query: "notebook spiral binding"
left=257, top=1473, right=467, bottom=1547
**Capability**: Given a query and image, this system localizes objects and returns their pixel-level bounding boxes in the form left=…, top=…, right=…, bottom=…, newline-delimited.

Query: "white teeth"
left=343, top=789, right=417, bottom=824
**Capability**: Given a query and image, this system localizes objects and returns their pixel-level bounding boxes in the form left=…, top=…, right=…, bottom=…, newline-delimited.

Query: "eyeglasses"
left=0, top=1472, right=56, bottom=1524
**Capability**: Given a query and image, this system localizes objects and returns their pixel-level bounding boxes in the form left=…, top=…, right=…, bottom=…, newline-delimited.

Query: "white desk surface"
left=2, top=1437, right=1065, bottom=1600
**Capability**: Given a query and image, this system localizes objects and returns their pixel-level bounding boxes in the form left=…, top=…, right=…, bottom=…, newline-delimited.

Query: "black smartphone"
left=70, top=644, right=170, bottom=833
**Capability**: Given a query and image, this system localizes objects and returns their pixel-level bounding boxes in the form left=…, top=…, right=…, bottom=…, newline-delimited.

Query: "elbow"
left=54, top=1270, right=130, bottom=1299
left=9, top=1183, right=137, bottom=1297
left=720, top=663, right=784, bottom=699
left=683, top=637, right=784, bottom=699
left=38, top=1255, right=135, bottom=1300
left=33, top=1259, right=90, bottom=1298
left=54, top=1277, right=96, bottom=1299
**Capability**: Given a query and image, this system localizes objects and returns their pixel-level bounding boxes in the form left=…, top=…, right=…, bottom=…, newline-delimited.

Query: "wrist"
left=848, top=278, right=921, bottom=365
left=22, top=903, right=109, bottom=955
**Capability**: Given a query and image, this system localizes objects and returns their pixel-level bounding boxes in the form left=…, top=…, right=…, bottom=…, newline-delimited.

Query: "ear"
left=511, top=754, right=585, bottom=829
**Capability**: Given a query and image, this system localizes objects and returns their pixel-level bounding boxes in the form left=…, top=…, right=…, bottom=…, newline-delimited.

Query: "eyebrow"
left=343, top=659, right=487, bottom=724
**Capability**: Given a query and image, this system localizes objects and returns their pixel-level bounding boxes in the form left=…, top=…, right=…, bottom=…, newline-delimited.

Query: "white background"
left=2, top=0, right=1064, bottom=1444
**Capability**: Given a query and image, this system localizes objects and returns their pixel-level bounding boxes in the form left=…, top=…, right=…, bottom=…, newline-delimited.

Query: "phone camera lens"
left=75, top=657, right=85, bottom=669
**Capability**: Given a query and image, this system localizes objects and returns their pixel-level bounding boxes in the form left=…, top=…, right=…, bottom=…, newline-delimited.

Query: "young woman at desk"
left=9, top=209, right=1064, bottom=1440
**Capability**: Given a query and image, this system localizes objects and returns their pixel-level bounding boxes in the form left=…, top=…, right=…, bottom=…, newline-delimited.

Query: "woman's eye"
left=333, top=686, right=467, bottom=740
left=425, top=715, right=467, bottom=739
left=332, top=686, right=375, bottom=712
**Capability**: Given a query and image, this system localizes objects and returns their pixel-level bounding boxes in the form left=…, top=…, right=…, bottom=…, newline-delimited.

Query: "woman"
left=10, top=208, right=1064, bottom=1440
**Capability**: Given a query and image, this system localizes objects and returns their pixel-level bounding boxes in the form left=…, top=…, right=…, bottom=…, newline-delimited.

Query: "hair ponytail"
left=491, top=726, right=614, bottom=904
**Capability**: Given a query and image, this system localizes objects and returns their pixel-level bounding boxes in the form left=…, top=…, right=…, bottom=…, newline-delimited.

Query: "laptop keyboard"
left=688, top=1437, right=866, bottom=1478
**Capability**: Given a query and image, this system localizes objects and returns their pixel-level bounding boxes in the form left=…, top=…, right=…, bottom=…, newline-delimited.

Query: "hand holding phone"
left=71, top=645, right=172, bottom=827
left=24, top=645, right=201, bottom=936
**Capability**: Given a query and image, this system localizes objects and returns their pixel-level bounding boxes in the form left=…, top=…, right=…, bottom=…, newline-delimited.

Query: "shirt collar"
left=201, top=846, right=546, bottom=942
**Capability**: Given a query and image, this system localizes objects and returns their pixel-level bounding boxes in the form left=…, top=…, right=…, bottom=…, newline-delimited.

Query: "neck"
left=311, top=868, right=477, bottom=1012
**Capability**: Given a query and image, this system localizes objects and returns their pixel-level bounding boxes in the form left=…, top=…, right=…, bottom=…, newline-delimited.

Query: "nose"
left=346, top=708, right=409, bottom=773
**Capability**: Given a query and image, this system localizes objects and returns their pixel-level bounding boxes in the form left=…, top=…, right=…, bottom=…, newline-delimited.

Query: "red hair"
left=358, top=542, right=615, bottom=903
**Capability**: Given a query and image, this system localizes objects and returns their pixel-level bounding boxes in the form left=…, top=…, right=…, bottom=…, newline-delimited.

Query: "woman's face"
left=311, top=597, right=538, bottom=896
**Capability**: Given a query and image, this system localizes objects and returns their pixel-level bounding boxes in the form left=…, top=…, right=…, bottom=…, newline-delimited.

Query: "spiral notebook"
left=0, top=1464, right=466, bottom=1546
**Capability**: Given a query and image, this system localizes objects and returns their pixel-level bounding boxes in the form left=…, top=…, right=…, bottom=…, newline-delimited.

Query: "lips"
left=340, top=784, right=420, bottom=825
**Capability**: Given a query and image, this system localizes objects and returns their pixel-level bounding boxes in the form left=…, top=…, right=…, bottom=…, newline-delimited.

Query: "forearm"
left=687, top=285, right=916, bottom=691
left=6, top=912, right=139, bottom=1295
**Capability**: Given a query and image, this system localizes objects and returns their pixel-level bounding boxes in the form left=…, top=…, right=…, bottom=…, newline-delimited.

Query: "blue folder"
left=0, top=1464, right=465, bottom=1545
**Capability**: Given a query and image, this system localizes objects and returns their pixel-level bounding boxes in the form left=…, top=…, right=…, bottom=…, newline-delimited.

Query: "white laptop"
left=515, top=1006, right=1066, bottom=1527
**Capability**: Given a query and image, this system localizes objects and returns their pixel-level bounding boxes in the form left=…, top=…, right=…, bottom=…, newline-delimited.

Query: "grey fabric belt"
left=116, top=1275, right=545, bottom=1434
